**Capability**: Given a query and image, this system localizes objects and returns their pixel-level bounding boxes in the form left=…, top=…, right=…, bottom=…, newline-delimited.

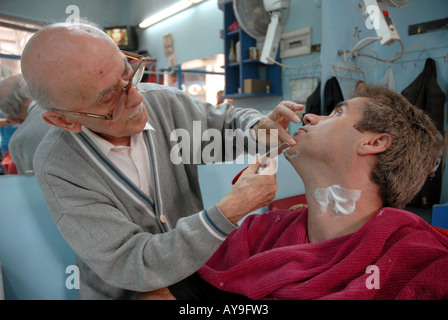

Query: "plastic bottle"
left=228, top=39, right=236, bottom=63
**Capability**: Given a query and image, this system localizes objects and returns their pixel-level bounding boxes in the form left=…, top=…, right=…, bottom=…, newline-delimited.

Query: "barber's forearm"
left=208, top=101, right=264, bottom=132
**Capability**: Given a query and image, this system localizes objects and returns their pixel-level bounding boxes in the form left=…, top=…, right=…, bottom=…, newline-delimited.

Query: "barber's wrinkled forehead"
left=95, top=56, right=130, bottom=103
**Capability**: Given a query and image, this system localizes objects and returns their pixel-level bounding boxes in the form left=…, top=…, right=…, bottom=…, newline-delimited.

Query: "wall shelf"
left=219, top=0, right=281, bottom=99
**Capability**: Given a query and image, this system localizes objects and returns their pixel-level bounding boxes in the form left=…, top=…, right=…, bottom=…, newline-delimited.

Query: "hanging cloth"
left=305, top=81, right=321, bottom=115
left=401, top=58, right=445, bottom=132
left=401, top=58, right=446, bottom=208
left=323, top=76, right=344, bottom=115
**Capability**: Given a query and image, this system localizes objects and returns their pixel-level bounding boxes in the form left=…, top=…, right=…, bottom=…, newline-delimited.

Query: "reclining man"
left=20, top=21, right=303, bottom=299
left=144, top=83, right=448, bottom=300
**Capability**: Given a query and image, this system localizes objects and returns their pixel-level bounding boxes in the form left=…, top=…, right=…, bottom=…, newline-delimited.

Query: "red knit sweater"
left=198, top=208, right=448, bottom=299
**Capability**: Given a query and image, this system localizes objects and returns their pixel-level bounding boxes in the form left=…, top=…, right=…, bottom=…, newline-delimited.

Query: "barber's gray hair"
left=20, top=74, right=57, bottom=112
left=0, top=75, right=31, bottom=118
left=20, top=18, right=105, bottom=111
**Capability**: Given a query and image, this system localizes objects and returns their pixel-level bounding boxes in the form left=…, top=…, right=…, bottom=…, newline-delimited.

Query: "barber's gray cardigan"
left=33, top=83, right=263, bottom=299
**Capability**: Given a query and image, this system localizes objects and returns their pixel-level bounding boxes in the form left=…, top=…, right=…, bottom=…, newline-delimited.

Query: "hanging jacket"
left=401, top=58, right=446, bottom=208
left=306, top=81, right=321, bottom=115
left=323, top=76, right=344, bottom=115
left=401, top=58, right=445, bottom=132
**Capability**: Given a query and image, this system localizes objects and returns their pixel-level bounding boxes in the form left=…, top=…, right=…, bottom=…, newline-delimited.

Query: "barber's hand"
left=252, top=101, right=304, bottom=146
left=218, top=157, right=278, bottom=224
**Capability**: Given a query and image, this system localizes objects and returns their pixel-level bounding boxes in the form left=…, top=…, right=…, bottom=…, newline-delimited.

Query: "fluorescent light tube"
left=139, top=0, right=205, bottom=28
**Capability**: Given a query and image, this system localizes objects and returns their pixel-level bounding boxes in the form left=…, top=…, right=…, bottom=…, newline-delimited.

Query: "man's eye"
left=102, top=93, right=114, bottom=104
left=334, top=108, right=343, bottom=116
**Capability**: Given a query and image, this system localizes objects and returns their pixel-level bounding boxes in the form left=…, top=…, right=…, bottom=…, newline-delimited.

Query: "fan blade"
left=260, top=12, right=284, bottom=64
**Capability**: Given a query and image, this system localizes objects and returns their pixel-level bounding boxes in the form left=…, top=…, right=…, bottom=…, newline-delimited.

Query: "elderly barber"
left=21, top=21, right=302, bottom=299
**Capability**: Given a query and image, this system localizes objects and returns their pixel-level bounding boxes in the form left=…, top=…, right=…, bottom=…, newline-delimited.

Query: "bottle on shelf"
left=228, top=39, right=236, bottom=64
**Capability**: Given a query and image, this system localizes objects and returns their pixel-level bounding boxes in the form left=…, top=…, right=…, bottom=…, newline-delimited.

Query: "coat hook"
left=417, top=25, right=423, bottom=34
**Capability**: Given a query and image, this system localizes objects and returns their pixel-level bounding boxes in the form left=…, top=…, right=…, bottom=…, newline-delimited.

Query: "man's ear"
left=357, top=132, right=392, bottom=156
left=42, top=111, right=82, bottom=133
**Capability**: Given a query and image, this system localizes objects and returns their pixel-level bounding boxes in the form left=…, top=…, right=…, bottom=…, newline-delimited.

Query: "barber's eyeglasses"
left=52, top=51, right=146, bottom=122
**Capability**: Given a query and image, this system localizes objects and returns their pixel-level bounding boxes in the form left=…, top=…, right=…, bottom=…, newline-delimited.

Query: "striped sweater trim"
left=71, top=131, right=157, bottom=219
left=199, top=209, right=229, bottom=241
left=72, top=130, right=228, bottom=240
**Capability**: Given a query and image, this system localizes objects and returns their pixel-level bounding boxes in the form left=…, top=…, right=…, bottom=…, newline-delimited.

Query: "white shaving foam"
left=313, top=184, right=361, bottom=215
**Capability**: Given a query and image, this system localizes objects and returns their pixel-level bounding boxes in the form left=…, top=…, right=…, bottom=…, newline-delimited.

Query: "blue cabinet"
left=220, top=0, right=281, bottom=99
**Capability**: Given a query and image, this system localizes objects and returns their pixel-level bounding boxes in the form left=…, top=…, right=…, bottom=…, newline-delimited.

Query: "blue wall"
left=128, top=0, right=224, bottom=68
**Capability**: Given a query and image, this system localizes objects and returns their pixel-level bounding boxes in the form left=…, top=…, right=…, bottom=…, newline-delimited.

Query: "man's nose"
left=303, top=113, right=320, bottom=125
left=125, top=86, right=142, bottom=108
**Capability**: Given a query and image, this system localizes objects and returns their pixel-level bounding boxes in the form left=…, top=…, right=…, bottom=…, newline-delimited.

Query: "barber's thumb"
left=260, top=157, right=277, bottom=176
left=243, top=154, right=262, bottom=175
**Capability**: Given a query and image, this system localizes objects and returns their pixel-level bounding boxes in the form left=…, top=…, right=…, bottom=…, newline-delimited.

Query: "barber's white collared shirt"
left=81, top=123, right=155, bottom=198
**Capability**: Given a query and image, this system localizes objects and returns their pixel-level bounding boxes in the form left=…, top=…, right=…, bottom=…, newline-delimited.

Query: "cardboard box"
left=243, top=79, right=271, bottom=94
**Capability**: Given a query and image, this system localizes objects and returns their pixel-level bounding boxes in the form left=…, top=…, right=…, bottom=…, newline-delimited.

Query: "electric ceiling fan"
left=233, top=0, right=290, bottom=64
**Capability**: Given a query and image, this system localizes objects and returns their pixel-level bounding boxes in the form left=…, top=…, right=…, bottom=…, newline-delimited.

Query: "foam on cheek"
left=313, top=184, right=361, bottom=215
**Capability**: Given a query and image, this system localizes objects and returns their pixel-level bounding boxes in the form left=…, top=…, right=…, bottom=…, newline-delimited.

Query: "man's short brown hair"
left=354, top=83, right=442, bottom=209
